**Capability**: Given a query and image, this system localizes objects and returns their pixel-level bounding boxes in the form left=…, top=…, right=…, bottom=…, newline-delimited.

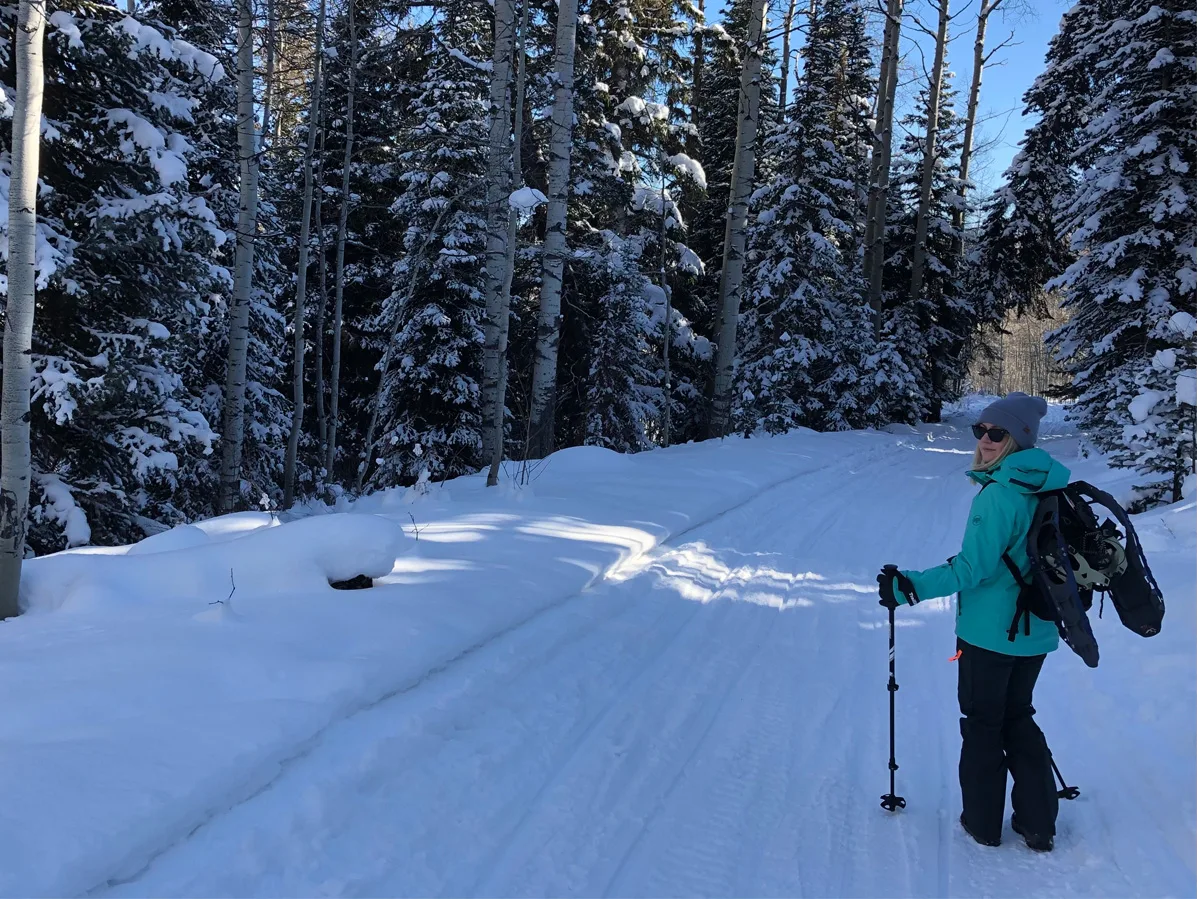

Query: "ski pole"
left=1050, top=753, right=1080, bottom=800
left=880, top=566, right=905, bottom=812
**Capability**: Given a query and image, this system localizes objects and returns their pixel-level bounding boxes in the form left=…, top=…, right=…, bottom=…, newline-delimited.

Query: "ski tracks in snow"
left=96, top=430, right=1194, bottom=898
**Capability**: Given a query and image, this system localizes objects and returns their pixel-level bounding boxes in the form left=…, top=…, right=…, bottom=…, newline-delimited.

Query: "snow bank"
left=20, top=513, right=408, bottom=613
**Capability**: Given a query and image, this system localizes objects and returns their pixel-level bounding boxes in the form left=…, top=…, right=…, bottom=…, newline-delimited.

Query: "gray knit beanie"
left=978, top=392, right=1049, bottom=449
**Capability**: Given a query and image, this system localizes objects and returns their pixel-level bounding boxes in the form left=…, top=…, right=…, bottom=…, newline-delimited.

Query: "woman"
left=879, top=393, right=1069, bottom=852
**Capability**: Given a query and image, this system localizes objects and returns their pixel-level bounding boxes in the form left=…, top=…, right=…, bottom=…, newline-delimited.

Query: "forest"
left=0, top=0, right=1193, bottom=562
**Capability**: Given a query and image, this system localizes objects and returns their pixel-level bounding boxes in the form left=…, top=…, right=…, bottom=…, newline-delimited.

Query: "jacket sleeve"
left=902, top=486, right=1019, bottom=602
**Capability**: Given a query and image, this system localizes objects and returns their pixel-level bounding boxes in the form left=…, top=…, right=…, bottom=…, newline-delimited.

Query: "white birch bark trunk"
left=708, top=0, right=768, bottom=439
left=479, top=0, right=517, bottom=475
left=953, top=0, right=998, bottom=257
left=0, top=0, right=46, bottom=618
left=526, top=0, right=578, bottom=460
left=218, top=0, right=263, bottom=513
left=326, top=0, right=357, bottom=477
left=907, top=0, right=950, bottom=304
left=313, top=73, right=329, bottom=462
left=263, top=0, right=277, bottom=147
left=863, top=0, right=903, bottom=326
left=658, top=172, right=672, bottom=447
left=777, top=0, right=797, bottom=121
left=486, top=0, right=529, bottom=486
left=282, top=0, right=326, bottom=507
left=693, top=0, right=705, bottom=118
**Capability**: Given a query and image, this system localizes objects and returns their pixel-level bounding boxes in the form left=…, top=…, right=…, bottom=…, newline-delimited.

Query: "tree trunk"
left=486, top=0, right=530, bottom=487
left=693, top=0, right=705, bottom=121
left=778, top=0, right=797, bottom=121
left=863, top=0, right=903, bottom=327
left=526, top=0, right=578, bottom=460
left=479, top=0, right=517, bottom=478
left=659, top=171, right=672, bottom=447
left=953, top=0, right=998, bottom=257
left=708, top=0, right=768, bottom=439
left=326, top=0, right=357, bottom=477
left=218, top=0, right=263, bottom=514
left=0, top=0, right=46, bottom=618
left=282, top=0, right=326, bottom=508
left=313, top=75, right=329, bottom=463
left=263, top=0, right=277, bottom=146
left=907, top=0, right=950, bottom=304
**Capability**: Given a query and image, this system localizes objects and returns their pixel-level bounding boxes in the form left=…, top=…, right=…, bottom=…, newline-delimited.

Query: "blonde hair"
left=972, top=435, right=1018, bottom=472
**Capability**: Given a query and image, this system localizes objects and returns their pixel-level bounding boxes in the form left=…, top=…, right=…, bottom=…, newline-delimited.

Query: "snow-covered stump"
left=21, top=513, right=408, bottom=613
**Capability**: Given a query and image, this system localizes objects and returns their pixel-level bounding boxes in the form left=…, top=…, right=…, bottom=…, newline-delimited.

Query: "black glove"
left=877, top=564, right=919, bottom=609
left=877, top=566, right=900, bottom=609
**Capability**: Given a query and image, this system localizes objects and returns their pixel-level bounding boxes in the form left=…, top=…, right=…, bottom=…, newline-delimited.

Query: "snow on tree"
left=574, top=234, right=662, bottom=453
left=882, top=70, right=969, bottom=422
left=968, top=0, right=1110, bottom=319
left=680, top=0, right=777, bottom=344
left=735, top=0, right=889, bottom=434
left=144, top=0, right=292, bottom=513
left=3, top=2, right=229, bottom=550
left=361, top=0, right=490, bottom=489
left=1047, top=0, right=1197, bottom=503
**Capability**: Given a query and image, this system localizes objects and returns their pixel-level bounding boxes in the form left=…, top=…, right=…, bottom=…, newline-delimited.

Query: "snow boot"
left=959, top=813, right=1000, bottom=847
left=1011, top=815, right=1054, bottom=852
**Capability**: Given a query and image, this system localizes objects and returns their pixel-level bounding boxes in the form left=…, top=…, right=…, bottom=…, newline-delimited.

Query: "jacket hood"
left=967, top=447, right=1071, bottom=494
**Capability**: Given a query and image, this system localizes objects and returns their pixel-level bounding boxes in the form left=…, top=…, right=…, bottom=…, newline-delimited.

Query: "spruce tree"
left=146, top=0, right=292, bottom=510
left=968, top=0, right=1109, bottom=319
left=735, top=0, right=881, bottom=434
left=1047, top=0, right=1196, bottom=502
left=362, top=0, right=489, bottom=488
left=4, top=2, right=228, bottom=549
left=882, top=74, right=968, bottom=421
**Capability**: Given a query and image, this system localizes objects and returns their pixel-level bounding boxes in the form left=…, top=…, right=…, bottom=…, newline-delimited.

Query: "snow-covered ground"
left=2, top=406, right=1193, bottom=898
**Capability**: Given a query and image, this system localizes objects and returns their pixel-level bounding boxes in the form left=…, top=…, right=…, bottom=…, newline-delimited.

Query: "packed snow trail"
left=87, top=424, right=1194, bottom=898
left=2, top=408, right=1193, bottom=898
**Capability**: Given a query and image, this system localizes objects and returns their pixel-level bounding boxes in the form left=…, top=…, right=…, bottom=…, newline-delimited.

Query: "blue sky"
left=704, top=0, right=1073, bottom=194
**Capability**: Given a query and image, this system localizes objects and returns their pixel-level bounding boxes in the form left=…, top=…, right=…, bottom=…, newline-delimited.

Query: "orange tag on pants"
left=948, top=649, right=963, bottom=662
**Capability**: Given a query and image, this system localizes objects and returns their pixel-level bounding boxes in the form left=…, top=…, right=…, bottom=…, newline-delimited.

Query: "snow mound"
left=21, top=513, right=408, bottom=613
left=125, top=523, right=211, bottom=555
left=541, top=445, right=634, bottom=476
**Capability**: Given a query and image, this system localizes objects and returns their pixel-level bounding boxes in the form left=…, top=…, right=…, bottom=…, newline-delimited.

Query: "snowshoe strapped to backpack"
left=1068, top=481, right=1166, bottom=638
left=1002, top=481, right=1165, bottom=669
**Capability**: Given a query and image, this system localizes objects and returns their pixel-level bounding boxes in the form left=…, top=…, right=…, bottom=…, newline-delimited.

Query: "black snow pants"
left=957, top=638, right=1058, bottom=845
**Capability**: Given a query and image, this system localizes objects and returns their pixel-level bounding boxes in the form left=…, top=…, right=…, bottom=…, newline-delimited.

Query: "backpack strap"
left=1001, top=551, right=1027, bottom=588
left=1003, top=551, right=1032, bottom=641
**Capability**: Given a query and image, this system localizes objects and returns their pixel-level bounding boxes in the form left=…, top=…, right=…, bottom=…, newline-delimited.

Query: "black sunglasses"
left=972, top=424, right=1009, bottom=442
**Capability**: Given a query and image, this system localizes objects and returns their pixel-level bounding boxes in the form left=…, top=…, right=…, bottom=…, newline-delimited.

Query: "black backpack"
left=1001, top=480, right=1166, bottom=668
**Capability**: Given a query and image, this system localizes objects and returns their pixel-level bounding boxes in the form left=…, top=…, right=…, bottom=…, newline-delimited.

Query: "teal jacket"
left=900, top=448, right=1071, bottom=656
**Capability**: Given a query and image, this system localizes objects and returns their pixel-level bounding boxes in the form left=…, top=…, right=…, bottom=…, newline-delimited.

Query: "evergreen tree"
left=968, top=0, right=1110, bottom=319
left=318, top=0, right=426, bottom=485
left=4, top=2, right=229, bottom=550
left=362, top=0, right=489, bottom=488
left=735, top=0, right=883, bottom=434
left=147, top=0, right=292, bottom=510
left=882, top=73, right=968, bottom=421
left=1047, top=0, right=1197, bottom=503
left=680, top=0, right=777, bottom=334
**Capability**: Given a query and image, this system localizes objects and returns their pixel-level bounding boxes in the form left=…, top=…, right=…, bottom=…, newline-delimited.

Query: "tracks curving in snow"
left=95, top=429, right=1196, bottom=899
